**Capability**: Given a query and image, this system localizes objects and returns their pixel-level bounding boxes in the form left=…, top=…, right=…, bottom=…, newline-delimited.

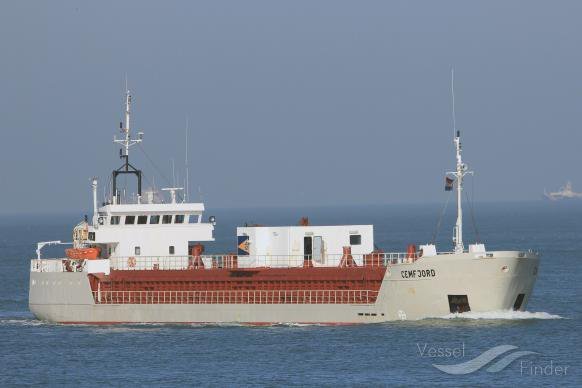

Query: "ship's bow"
left=380, top=250, right=540, bottom=320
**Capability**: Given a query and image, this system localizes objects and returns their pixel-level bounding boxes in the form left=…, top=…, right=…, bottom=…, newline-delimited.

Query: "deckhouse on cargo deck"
left=236, top=225, right=374, bottom=268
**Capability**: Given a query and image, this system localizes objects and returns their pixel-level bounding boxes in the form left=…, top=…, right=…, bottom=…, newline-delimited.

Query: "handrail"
left=29, top=252, right=420, bottom=273
left=92, top=289, right=379, bottom=305
left=107, top=253, right=414, bottom=271
left=30, top=250, right=536, bottom=273
left=30, top=259, right=78, bottom=273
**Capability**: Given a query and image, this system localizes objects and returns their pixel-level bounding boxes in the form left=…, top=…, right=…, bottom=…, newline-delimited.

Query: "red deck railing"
left=93, top=289, right=379, bottom=305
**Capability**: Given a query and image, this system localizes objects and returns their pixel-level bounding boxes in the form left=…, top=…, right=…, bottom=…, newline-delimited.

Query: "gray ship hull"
left=29, top=252, right=539, bottom=324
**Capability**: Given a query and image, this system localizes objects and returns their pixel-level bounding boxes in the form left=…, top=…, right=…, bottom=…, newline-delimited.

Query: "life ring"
left=128, top=257, right=137, bottom=268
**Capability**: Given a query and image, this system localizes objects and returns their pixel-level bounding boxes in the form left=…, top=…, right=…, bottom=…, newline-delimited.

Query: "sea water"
left=0, top=202, right=580, bottom=386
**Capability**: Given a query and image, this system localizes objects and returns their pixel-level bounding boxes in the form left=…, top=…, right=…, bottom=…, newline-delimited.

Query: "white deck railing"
left=29, top=250, right=538, bottom=273
left=108, top=253, right=412, bottom=271
left=30, top=252, right=418, bottom=273
left=30, top=259, right=69, bottom=273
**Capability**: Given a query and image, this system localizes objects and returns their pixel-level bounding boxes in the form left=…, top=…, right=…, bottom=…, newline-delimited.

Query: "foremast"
left=447, top=130, right=473, bottom=253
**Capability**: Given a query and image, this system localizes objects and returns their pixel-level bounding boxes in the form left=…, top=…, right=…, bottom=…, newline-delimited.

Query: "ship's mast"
left=447, top=69, right=472, bottom=254
left=114, top=89, right=143, bottom=162
left=448, top=131, right=472, bottom=253
left=112, top=87, right=144, bottom=204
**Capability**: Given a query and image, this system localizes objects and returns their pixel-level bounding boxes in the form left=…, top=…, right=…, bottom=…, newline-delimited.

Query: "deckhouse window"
left=169, top=246, right=175, bottom=255
left=350, top=234, right=361, bottom=245
left=150, top=215, right=160, bottom=224
left=175, top=215, right=185, bottom=224
left=110, top=216, right=120, bottom=225
left=125, top=216, right=136, bottom=225
left=135, top=246, right=140, bottom=255
left=162, top=215, right=172, bottom=224
left=137, top=215, right=148, bottom=225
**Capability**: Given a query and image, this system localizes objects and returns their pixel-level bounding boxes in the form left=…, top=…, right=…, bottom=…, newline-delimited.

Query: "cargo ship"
left=29, top=90, right=540, bottom=324
left=543, top=182, right=582, bottom=201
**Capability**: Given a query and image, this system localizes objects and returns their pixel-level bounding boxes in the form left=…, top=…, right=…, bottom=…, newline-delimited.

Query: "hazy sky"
left=1, top=1, right=581, bottom=214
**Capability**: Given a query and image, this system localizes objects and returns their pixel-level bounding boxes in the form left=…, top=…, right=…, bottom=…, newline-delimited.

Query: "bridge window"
left=137, top=215, right=148, bottom=224
left=149, top=215, right=160, bottom=224
left=110, top=216, right=120, bottom=225
left=350, top=234, right=361, bottom=245
left=125, top=216, right=136, bottom=225
left=175, top=215, right=185, bottom=224
left=162, top=215, right=172, bottom=224
left=189, top=214, right=200, bottom=223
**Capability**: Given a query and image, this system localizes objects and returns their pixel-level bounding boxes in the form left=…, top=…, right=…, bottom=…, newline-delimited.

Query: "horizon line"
left=0, top=198, right=573, bottom=218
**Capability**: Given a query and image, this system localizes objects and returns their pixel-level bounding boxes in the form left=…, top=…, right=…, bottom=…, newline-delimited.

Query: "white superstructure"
left=88, top=202, right=214, bottom=258
left=80, top=88, right=217, bottom=260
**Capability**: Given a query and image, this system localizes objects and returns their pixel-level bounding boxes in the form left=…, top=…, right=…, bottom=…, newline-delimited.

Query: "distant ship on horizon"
left=543, top=181, right=582, bottom=201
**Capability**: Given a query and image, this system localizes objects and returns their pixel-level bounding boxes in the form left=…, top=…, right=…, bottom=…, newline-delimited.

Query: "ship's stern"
left=29, top=267, right=95, bottom=323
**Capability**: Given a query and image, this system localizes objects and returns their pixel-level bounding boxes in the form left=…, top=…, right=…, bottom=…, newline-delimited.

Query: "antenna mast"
left=447, top=70, right=473, bottom=253
left=451, top=68, right=457, bottom=137
left=112, top=85, right=144, bottom=204
left=114, top=89, right=143, bottom=161
left=185, top=116, right=189, bottom=202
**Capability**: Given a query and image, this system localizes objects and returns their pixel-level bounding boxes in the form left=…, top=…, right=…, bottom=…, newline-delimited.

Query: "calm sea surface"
left=0, top=202, right=580, bottom=386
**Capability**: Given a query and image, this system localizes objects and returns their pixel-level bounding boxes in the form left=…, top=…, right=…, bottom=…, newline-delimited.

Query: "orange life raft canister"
left=65, top=247, right=101, bottom=260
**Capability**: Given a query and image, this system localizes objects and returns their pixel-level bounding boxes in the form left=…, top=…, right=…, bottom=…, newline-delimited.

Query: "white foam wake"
left=438, top=310, right=563, bottom=320
left=0, top=318, right=48, bottom=327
